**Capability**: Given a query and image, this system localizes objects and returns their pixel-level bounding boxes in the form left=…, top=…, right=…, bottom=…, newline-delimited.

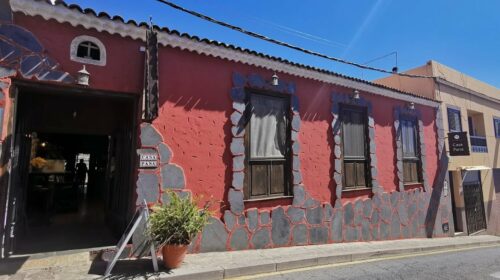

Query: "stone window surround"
left=394, top=106, right=430, bottom=192
left=70, top=35, right=106, bottom=66
left=229, top=72, right=301, bottom=215
left=331, top=92, right=381, bottom=205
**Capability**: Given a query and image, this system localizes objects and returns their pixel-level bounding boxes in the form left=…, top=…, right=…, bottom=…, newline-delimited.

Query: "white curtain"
left=250, top=94, right=287, bottom=158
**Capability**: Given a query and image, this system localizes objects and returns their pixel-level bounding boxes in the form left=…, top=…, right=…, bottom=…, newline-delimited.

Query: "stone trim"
left=393, top=106, right=430, bottom=192
left=10, top=0, right=440, bottom=107
left=70, top=35, right=107, bottom=66
left=331, top=92, right=381, bottom=205
left=229, top=72, right=301, bottom=214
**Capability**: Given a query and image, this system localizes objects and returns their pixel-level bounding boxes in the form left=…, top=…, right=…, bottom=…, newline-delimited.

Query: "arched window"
left=70, top=35, right=106, bottom=66
left=77, top=41, right=100, bottom=60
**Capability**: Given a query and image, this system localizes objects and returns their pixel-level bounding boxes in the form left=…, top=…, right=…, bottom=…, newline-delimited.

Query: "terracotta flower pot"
left=162, top=244, right=188, bottom=269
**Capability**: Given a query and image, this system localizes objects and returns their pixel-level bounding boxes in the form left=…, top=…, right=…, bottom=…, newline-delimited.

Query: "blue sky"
left=67, top=0, right=500, bottom=88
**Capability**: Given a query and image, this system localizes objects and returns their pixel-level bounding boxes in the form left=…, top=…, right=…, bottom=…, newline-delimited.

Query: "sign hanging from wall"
left=448, top=132, right=470, bottom=156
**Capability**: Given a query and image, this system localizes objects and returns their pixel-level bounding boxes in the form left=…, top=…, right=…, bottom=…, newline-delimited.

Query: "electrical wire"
left=154, top=0, right=436, bottom=79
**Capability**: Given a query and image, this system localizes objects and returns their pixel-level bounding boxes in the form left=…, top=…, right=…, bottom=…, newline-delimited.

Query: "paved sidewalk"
left=1, top=235, right=500, bottom=280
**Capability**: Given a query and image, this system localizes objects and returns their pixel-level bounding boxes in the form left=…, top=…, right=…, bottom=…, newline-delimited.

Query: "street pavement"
left=245, top=245, right=500, bottom=280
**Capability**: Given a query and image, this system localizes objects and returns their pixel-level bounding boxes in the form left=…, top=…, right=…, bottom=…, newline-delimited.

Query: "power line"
left=153, top=0, right=435, bottom=79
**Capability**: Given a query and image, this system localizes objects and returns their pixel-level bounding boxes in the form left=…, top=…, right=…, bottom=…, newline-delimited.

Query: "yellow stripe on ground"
left=230, top=244, right=500, bottom=280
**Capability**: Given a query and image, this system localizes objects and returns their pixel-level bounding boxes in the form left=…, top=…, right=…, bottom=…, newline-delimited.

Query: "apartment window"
left=341, top=105, right=370, bottom=189
left=494, top=118, right=500, bottom=138
left=447, top=107, right=462, bottom=132
left=244, top=92, right=290, bottom=199
left=401, top=116, right=421, bottom=183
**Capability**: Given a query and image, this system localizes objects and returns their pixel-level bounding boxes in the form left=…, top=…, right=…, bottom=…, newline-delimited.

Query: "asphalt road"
left=247, top=246, right=500, bottom=280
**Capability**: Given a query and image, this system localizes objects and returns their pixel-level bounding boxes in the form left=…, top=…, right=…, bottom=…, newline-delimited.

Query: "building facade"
left=377, top=60, right=500, bottom=236
left=0, top=0, right=452, bottom=257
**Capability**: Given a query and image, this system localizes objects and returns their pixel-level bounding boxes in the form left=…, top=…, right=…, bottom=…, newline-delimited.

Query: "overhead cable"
left=154, top=0, right=435, bottom=79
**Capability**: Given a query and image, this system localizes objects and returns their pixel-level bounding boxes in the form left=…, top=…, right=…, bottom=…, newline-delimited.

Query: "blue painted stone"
left=224, top=210, right=236, bottom=231
left=287, top=207, right=305, bottom=224
left=354, top=200, right=363, bottom=213
left=306, top=207, right=323, bottom=225
left=345, top=226, right=358, bottom=242
left=292, top=141, right=300, bottom=154
left=371, top=209, right=380, bottom=224
left=380, top=204, right=392, bottom=222
left=136, top=173, right=159, bottom=204
left=344, top=202, right=354, bottom=225
left=372, top=194, right=382, bottom=207
left=391, top=214, right=401, bottom=238
left=200, top=218, right=228, bottom=252
left=252, top=228, right=270, bottom=249
left=230, top=228, right=249, bottom=250
left=230, top=138, right=244, bottom=155
left=0, top=24, right=43, bottom=52
left=291, top=130, right=298, bottom=141
left=232, top=101, right=246, bottom=113
left=361, top=220, right=371, bottom=241
left=371, top=224, right=379, bottom=240
left=304, top=197, right=320, bottom=208
left=0, top=66, right=15, bottom=79
left=248, top=73, right=265, bottom=88
left=291, top=115, right=301, bottom=131
left=231, top=126, right=245, bottom=137
left=390, top=192, right=400, bottom=208
left=324, top=203, right=334, bottom=222
left=247, top=209, right=258, bottom=232
left=309, top=226, right=328, bottom=244
left=293, top=156, right=300, bottom=171
left=292, top=185, right=306, bottom=207
left=161, top=164, right=185, bottom=189
left=271, top=207, right=291, bottom=246
left=293, top=171, right=302, bottom=185
left=363, top=200, right=373, bottom=218
left=332, top=209, right=343, bottom=242
left=354, top=211, right=363, bottom=226
left=260, top=211, right=271, bottom=225
left=238, top=214, right=246, bottom=225
left=398, top=202, right=409, bottom=225
left=230, top=111, right=242, bottom=126
left=233, top=155, right=245, bottom=171
left=232, top=172, right=244, bottom=190
left=292, top=224, right=307, bottom=245
left=20, top=54, right=44, bottom=78
left=231, top=87, right=246, bottom=101
left=402, top=225, right=410, bottom=239
left=157, top=143, right=172, bottom=164
left=228, top=189, right=244, bottom=215
left=380, top=222, right=390, bottom=240
left=232, top=72, right=246, bottom=87
left=140, top=124, right=163, bottom=147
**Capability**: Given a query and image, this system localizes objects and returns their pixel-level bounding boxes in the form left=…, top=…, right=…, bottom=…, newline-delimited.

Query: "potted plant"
left=148, top=192, right=212, bottom=269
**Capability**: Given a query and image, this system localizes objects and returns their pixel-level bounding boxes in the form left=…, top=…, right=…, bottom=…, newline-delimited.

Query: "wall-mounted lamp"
left=352, top=89, right=360, bottom=100
left=40, top=142, right=47, bottom=148
left=408, top=102, right=415, bottom=110
left=271, top=72, right=279, bottom=86
left=77, top=65, right=90, bottom=86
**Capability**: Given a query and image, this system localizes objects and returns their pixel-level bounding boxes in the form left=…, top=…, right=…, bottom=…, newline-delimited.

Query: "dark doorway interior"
left=8, top=83, right=137, bottom=255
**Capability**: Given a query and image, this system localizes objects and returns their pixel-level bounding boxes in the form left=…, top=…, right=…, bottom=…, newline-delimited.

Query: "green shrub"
left=148, top=192, right=212, bottom=246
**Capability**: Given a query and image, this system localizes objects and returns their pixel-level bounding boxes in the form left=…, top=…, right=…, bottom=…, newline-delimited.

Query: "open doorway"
left=4, top=82, right=138, bottom=255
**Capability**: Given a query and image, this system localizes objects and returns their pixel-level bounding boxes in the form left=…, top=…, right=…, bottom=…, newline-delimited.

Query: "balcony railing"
left=470, top=135, right=488, bottom=153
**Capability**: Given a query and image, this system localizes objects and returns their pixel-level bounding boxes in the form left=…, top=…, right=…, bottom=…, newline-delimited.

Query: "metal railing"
left=470, top=135, right=488, bottom=153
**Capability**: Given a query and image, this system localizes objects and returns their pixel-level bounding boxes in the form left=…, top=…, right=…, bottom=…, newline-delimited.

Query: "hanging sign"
left=448, top=132, right=470, bottom=156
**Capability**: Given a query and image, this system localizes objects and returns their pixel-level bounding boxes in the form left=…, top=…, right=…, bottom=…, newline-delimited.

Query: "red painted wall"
left=15, top=13, right=440, bottom=216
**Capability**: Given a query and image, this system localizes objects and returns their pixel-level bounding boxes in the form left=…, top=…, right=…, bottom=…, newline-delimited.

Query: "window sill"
left=244, top=195, right=294, bottom=202
left=342, top=187, right=372, bottom=193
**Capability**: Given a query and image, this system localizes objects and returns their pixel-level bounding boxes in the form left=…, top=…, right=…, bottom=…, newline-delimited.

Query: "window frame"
left=70, top=35, right=107, bottom=66
left=447, top=107, right=462, bottom=133
left=494, top=117, right=500, bottom=138
left=243, top=90, right=292, bottom=200
left=76, top=41, right=101, bottom=60
left=400, top=115, right=422, bottom=184
left=340, top=104, right=371, bottom=190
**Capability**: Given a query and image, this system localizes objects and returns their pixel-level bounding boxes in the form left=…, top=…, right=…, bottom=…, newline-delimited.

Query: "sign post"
left=448, top=132, right=470, bottom=156
left=104, top=202, right=158, bottom=276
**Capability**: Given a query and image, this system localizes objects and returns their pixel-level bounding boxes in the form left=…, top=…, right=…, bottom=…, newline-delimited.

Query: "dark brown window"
left=244, top=92, right=291, bottom=199
left=77, top=41, right=100, bottom=60
left=341, top=105, right=370, bottom=190
left=401, top=116, right=421, bottom=183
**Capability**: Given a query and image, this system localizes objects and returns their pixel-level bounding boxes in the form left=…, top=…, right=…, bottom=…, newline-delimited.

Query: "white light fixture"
left=352, top=89, right=360, bottom=100
left=408, top=102, right=415, bottom=110
left=77, top=65, right=90, bottom=86
left=271, top=72, right=279, bottom=86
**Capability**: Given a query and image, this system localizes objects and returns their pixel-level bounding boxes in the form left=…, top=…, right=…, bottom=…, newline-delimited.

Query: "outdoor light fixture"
left=408, top=102, right=415, bottom=110
left=40, top=142, right=47, bottom=148
left=271, top=72, right=279, bottom=86
left=352, top=89, right=360, bottom=100
left=77, top=65, right=90, bottom=86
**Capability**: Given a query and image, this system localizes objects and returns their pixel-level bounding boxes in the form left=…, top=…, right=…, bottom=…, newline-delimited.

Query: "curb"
left=160, top=239, right=500, bottom=279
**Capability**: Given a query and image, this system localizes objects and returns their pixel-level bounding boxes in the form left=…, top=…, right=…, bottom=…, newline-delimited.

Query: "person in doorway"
left=76, top=159, right=88, bottom=189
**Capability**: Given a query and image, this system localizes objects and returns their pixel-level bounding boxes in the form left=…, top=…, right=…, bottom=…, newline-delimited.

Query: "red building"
left=0, top=0, right=452, bottom=256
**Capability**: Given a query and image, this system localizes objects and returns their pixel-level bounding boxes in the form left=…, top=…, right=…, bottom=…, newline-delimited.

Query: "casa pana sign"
left=448, top=132, right=470, bottom=156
